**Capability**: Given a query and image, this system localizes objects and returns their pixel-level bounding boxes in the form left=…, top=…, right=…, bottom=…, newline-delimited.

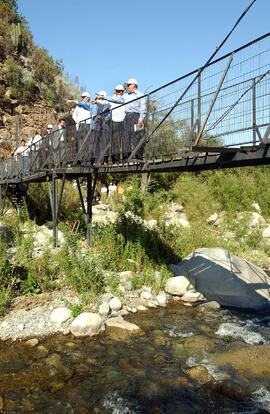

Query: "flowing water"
left=0, top=302, right=270, bottom=413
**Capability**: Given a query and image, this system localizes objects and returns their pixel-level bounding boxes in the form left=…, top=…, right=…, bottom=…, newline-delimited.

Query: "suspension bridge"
left=0, top=30, right=270, bottom=246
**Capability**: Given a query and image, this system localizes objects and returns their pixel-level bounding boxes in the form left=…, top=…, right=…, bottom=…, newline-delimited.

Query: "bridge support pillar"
left=76, top=172, right=98, bottom=248
left=141, top=172, right=151, bottom=192
left=47, top=173, right=66, bottom=248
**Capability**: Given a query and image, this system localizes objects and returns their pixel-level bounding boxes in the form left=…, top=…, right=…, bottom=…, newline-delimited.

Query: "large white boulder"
left=169, top=248, right=270, bottom=311
left=70, top=313, right=103, bottom=337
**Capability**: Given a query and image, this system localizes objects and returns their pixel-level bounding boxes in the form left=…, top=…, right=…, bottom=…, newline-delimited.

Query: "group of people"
left=68, top=77, right=146, bottom=164
left=5, top=78, right=146, bottom=177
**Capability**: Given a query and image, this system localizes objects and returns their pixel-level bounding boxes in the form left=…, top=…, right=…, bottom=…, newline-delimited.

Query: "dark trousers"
left=123, top=112, right=143, bottom=161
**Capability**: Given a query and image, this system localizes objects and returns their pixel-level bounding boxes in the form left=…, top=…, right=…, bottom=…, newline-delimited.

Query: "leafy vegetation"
left=0, top=166, right=270, bottom=316
left=0, top=0, right=80, bottom=111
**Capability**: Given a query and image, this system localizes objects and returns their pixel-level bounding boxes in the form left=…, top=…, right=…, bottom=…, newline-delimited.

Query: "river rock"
left=165, top=275, right=195, bottom=296
left=109, top=297, right=122, bottom=311
left=169, top=247, right=270, bottom=311
left=207, top=213, right=218, bottom=224
left=156, top=292, right=168, bottom=307
left=105, top=317, right=142, bottom=332
left=181, top=292, right=205, bottom=303
left=98, top=302, right=110, bottom=316
left=141, top=291, right=152, bottom=300
left=24, top=338, right=39, bottom=347
left=197, top=301, right=221, bottom=311
left=50, top=307, right=72, bottom=324
left=137, top=305, right=148, bottom=311
left=238, top=211, right=266, bottom=228
left=70, top=313, right=103, bottom=337
left=209, top=345, right=270, bottom=379
left=262, top=225, right=270, bottom=241
left=188, top=365, right=214, bottom=383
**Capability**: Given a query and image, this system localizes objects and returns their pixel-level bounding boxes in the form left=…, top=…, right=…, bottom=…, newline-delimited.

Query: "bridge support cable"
left=127, top=0, right=256, bottom=162
left=194, top=54, right=234, bottom=147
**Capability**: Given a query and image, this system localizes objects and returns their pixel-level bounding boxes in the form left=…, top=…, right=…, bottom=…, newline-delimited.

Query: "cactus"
left=9, top=23, right=24, bottom=50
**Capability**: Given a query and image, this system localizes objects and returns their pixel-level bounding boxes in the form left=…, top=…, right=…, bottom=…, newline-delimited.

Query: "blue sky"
left=18, top=0, right=269, bottom=97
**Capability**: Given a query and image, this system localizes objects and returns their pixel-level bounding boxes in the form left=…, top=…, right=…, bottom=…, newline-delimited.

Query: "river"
left=0, top=302, right=269, bottom=413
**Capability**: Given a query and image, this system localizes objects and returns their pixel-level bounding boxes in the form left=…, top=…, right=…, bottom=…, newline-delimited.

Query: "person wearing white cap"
left=103, top=85, right=125, bottom=163
left=105, top=79, right=146, bottom=161
left=71, top=92, right=97, bottom=164
left=91, top=91, right=111, bottom=164
left=123, top=78, right=146, bottom=160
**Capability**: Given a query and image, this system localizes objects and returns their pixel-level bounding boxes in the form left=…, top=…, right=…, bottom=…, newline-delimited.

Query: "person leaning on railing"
left=28, top=128, right=42, bottom=173
left=64, top=105, right=77, bottom=164
left=52, top=119, right=66, bottom=167
left=103, top=84, right=126, bottom=163
left=14, top=139, right=30, bottom=176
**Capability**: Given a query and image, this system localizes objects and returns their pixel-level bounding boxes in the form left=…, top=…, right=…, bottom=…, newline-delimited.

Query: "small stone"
left=156, top=292, right=168, bottom=307
left=24, top=338, right=39, bottom=347
left=165, top=275, right=194, bottom=296
left=120, top=309, right=129, bottom=316
left=98, top=302, right=110, bottom=316
left=50, top=307, right=72, bottom=324
left=18, top=323, right=25, bottom=331
left=148, top=301, right=158, bottom=308
left=71, top=313, right=103, bottom=337
left=198, top=301, right=221, bottom=311
left=207, top=213, right=218, bottom=224
left=109, top=297, right=122, bottom=311
left=141, top=291, right=152, bottom=300
left=118, top=271, right=133, bottom=282
left=1, top=321, right=8, bottom=328
left=130, top=308, right=137, bottom=313
left=181, top=292, right=205, bottom=303
left=188, top=366, right=214, bottom=384
left=137, top=305, right=147, bottom=311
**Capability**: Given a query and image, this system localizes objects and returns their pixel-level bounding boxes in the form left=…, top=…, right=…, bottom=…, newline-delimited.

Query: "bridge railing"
left=0, top=33, right=270, bottom=181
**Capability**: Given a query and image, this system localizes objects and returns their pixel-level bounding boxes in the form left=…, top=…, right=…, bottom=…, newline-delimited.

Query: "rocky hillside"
left=0, top=0, right=80, bottom=152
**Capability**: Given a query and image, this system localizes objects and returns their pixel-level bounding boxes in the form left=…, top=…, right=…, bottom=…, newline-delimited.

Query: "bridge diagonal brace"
left=76, top=177, right=87, bottom=216
left=262, top=123, right=270, bottom=142
left=194, top=53, right=234, bottom=147
left=184, top=119, right=199, bottom=147
left=47, top=173, right=62, bottom=248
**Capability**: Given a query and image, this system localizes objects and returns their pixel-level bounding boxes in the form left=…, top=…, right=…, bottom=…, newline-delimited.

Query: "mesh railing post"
left=252, top=77, right=256, bottom=145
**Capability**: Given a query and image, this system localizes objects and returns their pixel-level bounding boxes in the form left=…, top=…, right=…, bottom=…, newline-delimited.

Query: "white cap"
left=114, top=84, right=124, bottom=91
left=126, top=78, right=138, bottom=85
left=47, top=124, right=53, bottom=129
left=96, top=90, right=107, bottom=97
left=81, top=91, right=90, bottom=97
